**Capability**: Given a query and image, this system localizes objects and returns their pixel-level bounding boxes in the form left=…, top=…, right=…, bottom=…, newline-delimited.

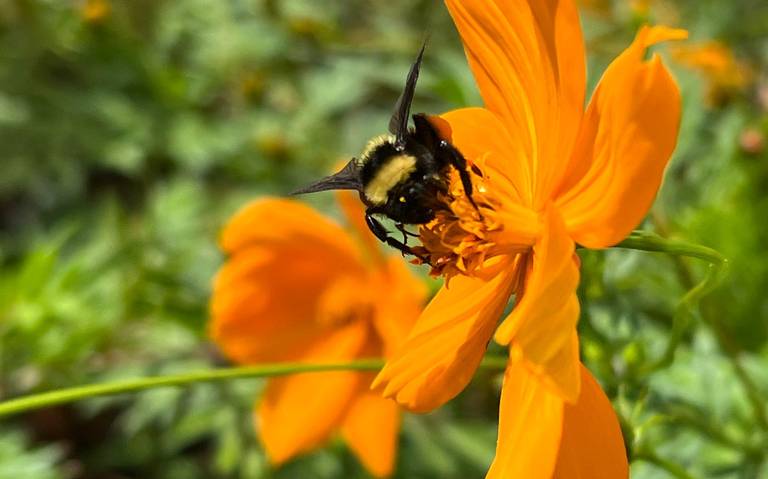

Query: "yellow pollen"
left=410, top=165, right=529, bottom=281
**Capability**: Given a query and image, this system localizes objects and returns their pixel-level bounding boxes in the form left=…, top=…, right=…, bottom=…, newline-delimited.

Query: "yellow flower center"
left=412, top=164, right=533, bottom=282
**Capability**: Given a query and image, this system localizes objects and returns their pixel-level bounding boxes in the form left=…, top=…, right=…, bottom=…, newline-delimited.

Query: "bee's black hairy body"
left=292, top=39, right=478, bottom=262
left=358, top=113, right=462, bottom=225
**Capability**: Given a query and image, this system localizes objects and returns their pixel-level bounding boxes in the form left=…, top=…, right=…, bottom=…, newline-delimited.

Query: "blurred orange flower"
left=673, top=41, right=751, bottom=105
left=81, top=0, right=110, bottom=22
left=373, top=0, right=686, bottom=476
left=577, top=0, right=612, bottom=13
left=577, top=0, right=654, bottom=18
left=210, top=194, right=424, bottom=477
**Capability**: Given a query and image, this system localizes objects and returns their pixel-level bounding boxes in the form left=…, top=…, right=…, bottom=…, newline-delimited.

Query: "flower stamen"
left=412, top=165, right=533, bottom=281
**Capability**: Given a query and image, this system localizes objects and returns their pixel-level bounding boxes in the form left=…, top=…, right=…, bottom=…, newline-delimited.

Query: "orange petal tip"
left=639, top=25, right=689, bottom=45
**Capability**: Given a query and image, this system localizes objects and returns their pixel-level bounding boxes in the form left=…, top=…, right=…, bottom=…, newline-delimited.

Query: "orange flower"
left=81, top=0, right=111, bottom=22
left=673, top=41, right=751, bottom=105
left=210, top=194, right=424, bottom=477
left=372, top=0, right=686, bottom=476
left=576, top=0, right=612, bottom=14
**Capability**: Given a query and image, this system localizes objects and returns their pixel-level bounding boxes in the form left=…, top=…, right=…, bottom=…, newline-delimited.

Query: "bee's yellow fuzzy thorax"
left=364, top=154, right=417, bottom=205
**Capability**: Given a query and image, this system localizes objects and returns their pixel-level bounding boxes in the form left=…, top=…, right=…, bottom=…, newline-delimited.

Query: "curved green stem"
left=633, top=450, right=695, bottom=479
left=616, top=230, right=728, bottom=267
left=614, top=232, right=768, bottom=432
left=0, top=356, right=509, bottom=419
left=615, top=231, right=729, bottom=374
left=0, top=232, right=729, bottom=423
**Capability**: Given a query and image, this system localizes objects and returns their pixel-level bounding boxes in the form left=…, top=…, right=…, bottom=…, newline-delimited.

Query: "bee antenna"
left=291, top=158, right=362, bottom=196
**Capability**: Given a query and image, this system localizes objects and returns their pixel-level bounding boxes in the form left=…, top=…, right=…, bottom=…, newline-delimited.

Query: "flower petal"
left=444, top=0, right=587, bottom=207
left=494, top=207, right=581, bottom=402
left=210, top=199, right=365, bottom=363
left=487, top=358, right=565, bottom=479
left=553, top=364, right=629, bottom=479
left=440, top=108, right=532, bottom=207
left=553, top=364, right=629, bottom=478
left=341, top=384, right=401, bottom=478
left=434, top=108, right=544, bottom=248
left=336, top=190, right=385, bottom=266
left=256, top=321, right=370, bottom=465
left=220, top=198, right=361, bottom=257
left=211, top=252, right=326, bottom=362
left=372, top=257, right=519, bottom=413
left=371, top=257, right=427, bottom=357
left=555, top=26, right=687, bottom=248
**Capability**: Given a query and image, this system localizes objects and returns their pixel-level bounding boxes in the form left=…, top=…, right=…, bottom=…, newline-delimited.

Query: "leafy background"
left=1, top=0, right=767, bottom=478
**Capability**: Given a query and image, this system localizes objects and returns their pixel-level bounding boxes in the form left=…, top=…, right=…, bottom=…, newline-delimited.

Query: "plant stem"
left=0, top=356, right=509, bottom=419
left=620, top=231, right=767, bottom=432
left=634, top=450, right=696, bottom=479
left=660, top=243, right=767, bottom=432
left=0, top=233, right=732, bottom=426
left=616, top=231, right=728, bottom=267
left=615, top=231, right=729, bottom=374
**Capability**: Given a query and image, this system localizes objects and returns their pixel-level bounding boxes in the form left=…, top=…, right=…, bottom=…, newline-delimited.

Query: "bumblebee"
left=293, top=42, right=478, bottom=259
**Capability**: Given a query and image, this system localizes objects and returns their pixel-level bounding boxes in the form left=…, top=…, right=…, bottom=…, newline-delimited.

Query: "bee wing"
left=291, top=158, right=362, bottom=195
left=388, top=39, right=428, bottom=149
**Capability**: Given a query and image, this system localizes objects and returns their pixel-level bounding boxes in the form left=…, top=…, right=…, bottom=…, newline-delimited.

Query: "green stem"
left=670, top=406, right=761, bottom=454
left=634, top=451, right=695, bottom=479
left=618, top=232, right=767, bottom=432
left=615, top=231, right=729, bottom=374
left=0, top=233, right=730, bottom=425
left=616, top=231, right=728, bottom=267
left=631, top=227, right=768, bottom=432
left=0, top=356, right=509, bottom=419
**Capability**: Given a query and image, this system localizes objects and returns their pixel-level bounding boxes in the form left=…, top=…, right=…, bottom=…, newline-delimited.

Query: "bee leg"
left=439, top=140, right=483, bottom=217
left=365, top=213, right=412, bottom=257
left=366, top=214, right=430, bottom=264
left=395, top=222, right=419, bottom=243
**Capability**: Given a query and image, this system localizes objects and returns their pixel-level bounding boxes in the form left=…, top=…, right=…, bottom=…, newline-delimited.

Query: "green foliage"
left=1, top=0, right=767, bottom=477
left=0, top=429, right=63, bottom=479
